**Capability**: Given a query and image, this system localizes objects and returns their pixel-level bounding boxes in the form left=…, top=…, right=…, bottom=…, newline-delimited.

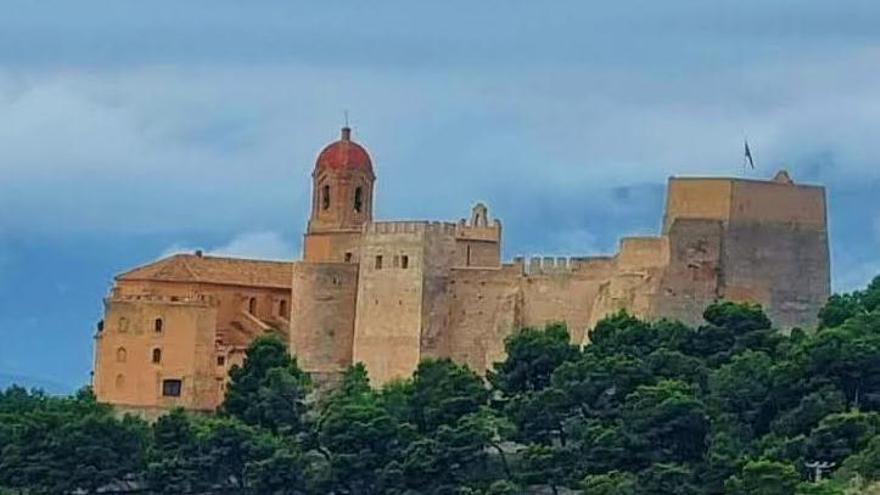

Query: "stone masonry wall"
left=353, top=222, right=442, bottom=385
left=290, top=262, right=359, bottom=381
left=94, top=295, right=219, bottom=412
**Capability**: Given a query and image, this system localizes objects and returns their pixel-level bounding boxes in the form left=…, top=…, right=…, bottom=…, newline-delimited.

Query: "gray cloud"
left=1, top=1, right=879, bottom=292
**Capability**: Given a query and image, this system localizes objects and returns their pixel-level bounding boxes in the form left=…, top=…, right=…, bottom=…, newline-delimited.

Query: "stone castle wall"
left=94, top=294, right=220, bottom=412
left=290, top=262, right=359, bottom=381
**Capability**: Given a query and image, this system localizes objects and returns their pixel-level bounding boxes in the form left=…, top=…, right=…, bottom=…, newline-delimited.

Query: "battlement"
left=664, top=171, right=827, bottom=233
left=364, top=220, right=458, bottom=236
left=616, top=236, right=670, bottom=269
left=106, top=290, right=218, bottom=307
left=455, top=220, right=501, bottom=242
left=512, top=255, right=617, bottom=275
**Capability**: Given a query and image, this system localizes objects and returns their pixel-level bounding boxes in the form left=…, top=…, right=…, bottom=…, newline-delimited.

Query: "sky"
left=2, top=0, right=880, bottom=392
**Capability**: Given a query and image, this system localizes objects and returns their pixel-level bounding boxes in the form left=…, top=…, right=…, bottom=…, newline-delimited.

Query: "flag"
left=744, top=140, right=755, bottom=169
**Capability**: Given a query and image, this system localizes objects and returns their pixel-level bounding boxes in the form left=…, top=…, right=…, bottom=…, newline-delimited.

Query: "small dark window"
left=248, top=297, right=257, bottom=314
left=354, top=186, right=363, bottom=212
left=154, top=318, right=163, bottom=333
left=344, top=252, right=353, bottom=263
left=401, top=255, right=409, bottom=269
left=162, top=379, right=182, bottom=397
left=152, top=348, right=162, bottom=364
left=96, top=319, right=104, bottom=332
left=279, top=300, right=288, bottom=317
left=322, top=185, right=330, bottom=210
left=375, top=255, right=383, bottom=269
left=217, top=356, right=226, bottom=366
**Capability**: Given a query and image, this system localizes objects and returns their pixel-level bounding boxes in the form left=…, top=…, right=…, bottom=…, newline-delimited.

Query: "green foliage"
left=622, top=380, right=709, bottom=465
left=222, top=332, right=312, bottom=434
left=725, top=459, right=800, bottom=495
left=409, top=358, right=489, bottom=434
left=489, top=322, right=579, bottom=395
left=0, top=387, right=147, bottom=494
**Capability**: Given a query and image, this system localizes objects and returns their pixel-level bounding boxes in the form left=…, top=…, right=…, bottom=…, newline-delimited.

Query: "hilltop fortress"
left=93, top=127, right=830, bottom=415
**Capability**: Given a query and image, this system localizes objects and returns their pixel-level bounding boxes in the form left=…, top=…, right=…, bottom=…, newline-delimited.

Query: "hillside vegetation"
left=4, top=278, right=880, bottom=494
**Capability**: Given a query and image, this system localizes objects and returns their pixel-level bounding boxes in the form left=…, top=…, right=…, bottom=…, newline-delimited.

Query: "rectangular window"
left=162, top=379, right=182, bottom=397
left=375, top=255, right=383, bottom=269
left=401, top=255, right=409, bottom=269
left=217, top=356, right=226, bottom=366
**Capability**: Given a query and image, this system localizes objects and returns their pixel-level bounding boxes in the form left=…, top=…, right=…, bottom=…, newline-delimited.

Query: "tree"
left=581, top=470, right=638, bottom=495
left=724, top=460, right=800, bottom=495
left=637, top=463, right=700, bottom=495
left=488, top=323, right=579, bottom=396
left=805, top=411, right=880, bottom=466
left=318, top=365, right=407, bottom=495
left=245, top=445, right=311, bottom=495
left=708, top=351, right=777, bottom=439
left=409, top=358, right=489, bottom=434
left=518, top=443, right=574, bottom=495
left=0, top=387, right=147, bottom=494
left=622, top=380, right=709, bottom=465
left=688, top=302, right=778, bottom=365
left=222, top=333, right=312, bottom=434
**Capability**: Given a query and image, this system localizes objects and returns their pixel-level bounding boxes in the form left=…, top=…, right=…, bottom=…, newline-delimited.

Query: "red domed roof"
left=315, top=127, right=373, bottom=176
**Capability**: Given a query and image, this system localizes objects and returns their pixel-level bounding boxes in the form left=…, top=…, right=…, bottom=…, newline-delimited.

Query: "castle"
left=93, top=127, right=831, bottom=415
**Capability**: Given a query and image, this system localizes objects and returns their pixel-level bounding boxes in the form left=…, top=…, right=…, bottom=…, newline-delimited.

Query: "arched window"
left=354, top=186, right=363, bottom=212
left=154, top=318, right=163, bottom=334
left=248, top=297, right=257, bottom=314
left=115, top=374, right=125, bottom=390
left=152, top=348, right=162, bottom=364
left=118, top=317, right=129, bottom=333
left=116, top=347, right=127, bottom=363
left=279, top=299, right=288, bottom=317
left=322, top=185, right=330, bottom=210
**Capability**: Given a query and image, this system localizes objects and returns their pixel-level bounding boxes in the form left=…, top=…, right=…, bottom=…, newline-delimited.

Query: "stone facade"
left=93, top=128, right=831, bottom=412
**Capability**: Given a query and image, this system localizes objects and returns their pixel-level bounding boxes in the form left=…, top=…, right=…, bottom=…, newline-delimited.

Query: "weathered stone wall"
left=650, top=219, right=724, bottom=327
left=519, top=257, right=616, bottom=345
left=303, top=230, right=364, bottom=263
left=663, top=178, right=733, bottom=232
left=420, top=226, right=459, bottom=359
left=114, top=279, right=290, bottom=347
left=290, top=262, right=359, bottom=380
left=720, top=180, right=829, bottom=329
left=94, top=295, right=219, bottom=412
left=353, top=222, right=440, bottom=385
left=447, top=265, right=522, bottom=373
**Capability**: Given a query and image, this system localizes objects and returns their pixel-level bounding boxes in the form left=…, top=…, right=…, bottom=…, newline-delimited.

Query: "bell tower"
left=303, top=126, right=375, bottom=263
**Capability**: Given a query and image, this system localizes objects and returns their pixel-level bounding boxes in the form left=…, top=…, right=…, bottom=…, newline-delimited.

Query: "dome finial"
left=341, top=109, right=351, bottom=141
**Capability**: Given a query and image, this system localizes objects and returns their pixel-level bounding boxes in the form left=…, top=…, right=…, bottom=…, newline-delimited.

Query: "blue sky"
left=2, top=0, right=880, bottom=392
